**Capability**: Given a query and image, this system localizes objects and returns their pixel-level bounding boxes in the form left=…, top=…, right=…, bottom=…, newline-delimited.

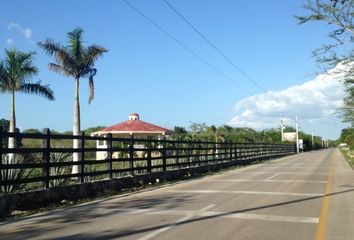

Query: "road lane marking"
left=199, top=204, right=216, bottom=211
left=170, top=190, right=323, bottom=197
left=265, top=173, right=280, bottom=180
left=224, top=212, right=318, bottom=223
left=207, top=179, right=328, bottom=183
left=102, top=207, right=318, bottom=224
left=137, top=214, right=193, bottom=240
left=136, top=204, right=216, bottom=240
left=232, top=172, right=328, bottom=175
left=261, top=166, right=328, bottom=169
left=315, top=155, right=334, bottom=240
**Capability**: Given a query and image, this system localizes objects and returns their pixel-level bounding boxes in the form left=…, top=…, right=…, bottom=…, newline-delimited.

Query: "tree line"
left=171, top=123, right=325, bottom=151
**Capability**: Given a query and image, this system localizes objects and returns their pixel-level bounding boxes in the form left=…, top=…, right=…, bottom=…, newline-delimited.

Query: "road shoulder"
left=326, top=149, right=354, bottom=240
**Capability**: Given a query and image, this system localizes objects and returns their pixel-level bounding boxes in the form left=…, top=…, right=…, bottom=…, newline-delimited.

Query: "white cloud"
left=5, top=38, right=14, bottom=45
left=228, top=64, right=347, bottom=137
left=7, top=22, right=33, bottom=39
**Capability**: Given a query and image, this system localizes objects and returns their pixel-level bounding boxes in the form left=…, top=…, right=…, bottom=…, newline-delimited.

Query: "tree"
left=0, top=118, right=9, bottom=132
left=338, top=127, right=354, bottom=147
left=39, top=27, right=108, bottom=174
left=296, top=0, right=354, bottom=126
left=0, top=49, right=54, bottom=160
left=342, top=76, right=354, bottom=126
left=173, top=126, right=187, bottom=135
left=84, top=126, right=106, bottom=135
left=23, top=128, right=41, bottom=134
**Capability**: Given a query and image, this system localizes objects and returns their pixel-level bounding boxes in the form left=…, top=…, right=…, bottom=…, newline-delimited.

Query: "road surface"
left=1, top=148, right=353, bottom=240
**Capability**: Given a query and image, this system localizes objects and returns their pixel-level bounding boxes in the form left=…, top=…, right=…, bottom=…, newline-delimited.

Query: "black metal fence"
left=0, top=129, right=296, bottom=193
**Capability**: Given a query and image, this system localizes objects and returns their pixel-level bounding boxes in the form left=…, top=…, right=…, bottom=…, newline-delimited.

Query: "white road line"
left=105, top=207, right=319, bottom=224
left=233, top=172, right=328, bottom=175
left=170, top=190, right=323, bottom=197
left=207, top=179, right=328, bottom=183
left=199, top=204, right=216, bottom=212
left=136, top=214, right=193, bottom=240
left=279, top=172, right=328, bottom=174
left=216, top=212, right=319, bottom=223
left=265, top=173, right=280, bottom=180
left=136, top=204, right=216, bottom=240
left=261, top=166, right=328, bottom=169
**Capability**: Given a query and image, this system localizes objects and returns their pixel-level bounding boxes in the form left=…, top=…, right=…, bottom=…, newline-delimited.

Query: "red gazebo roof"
left=102, top=119, right=172, bottom=134
left=94, top=113, right=173, bottom=135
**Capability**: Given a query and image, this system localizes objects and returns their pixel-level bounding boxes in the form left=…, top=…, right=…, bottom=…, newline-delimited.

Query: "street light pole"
left=311, top=129, right=314, bottom=150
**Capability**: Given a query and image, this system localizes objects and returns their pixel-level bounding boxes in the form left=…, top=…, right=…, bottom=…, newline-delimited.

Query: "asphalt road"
left=1, top=148, right=353, bottom=240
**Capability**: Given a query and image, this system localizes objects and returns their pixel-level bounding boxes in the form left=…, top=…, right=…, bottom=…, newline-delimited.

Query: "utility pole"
left=295, top=116, right=299, bottom=153
left=311, top=129, right=314, bottom=150
left=280, top=116, right=285, bottom=142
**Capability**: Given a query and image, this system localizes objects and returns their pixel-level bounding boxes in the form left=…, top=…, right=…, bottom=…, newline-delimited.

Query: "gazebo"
left=92, top=113, right=173, bottom=159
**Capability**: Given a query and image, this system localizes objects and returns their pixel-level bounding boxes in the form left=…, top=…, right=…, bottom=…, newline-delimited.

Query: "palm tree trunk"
left=72, top=77, right=81, bottom=174
left=8, top=91, right=16, bottom=163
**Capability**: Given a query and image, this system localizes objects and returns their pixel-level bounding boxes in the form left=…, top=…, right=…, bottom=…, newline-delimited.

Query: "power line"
left=121, top=0, right=250, bottom=93
left=161, top=0, right=266, bottom=92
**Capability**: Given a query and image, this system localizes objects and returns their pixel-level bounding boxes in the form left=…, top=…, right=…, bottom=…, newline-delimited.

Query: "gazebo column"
left=96, top=134, right=108, bottom=160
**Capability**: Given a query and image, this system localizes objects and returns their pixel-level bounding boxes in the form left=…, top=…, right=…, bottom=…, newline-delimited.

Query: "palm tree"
left=0, top=49, right=55, bottom=161
left=38, top=27, right=107, bottom=174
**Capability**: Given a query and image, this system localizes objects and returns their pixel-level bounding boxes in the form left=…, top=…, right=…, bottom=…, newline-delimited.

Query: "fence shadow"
left=1, top=188, right=353, bottom=240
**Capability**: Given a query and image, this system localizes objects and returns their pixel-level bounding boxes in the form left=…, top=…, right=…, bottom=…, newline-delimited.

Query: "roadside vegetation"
left=297, top=0, right=354, bottom=167
left=336, top=128, right=354, bottom=167
left=172, top=123, right=325, bottom=151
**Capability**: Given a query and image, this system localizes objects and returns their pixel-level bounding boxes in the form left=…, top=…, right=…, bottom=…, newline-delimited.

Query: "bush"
left=1, top=155, right=31, bottom=193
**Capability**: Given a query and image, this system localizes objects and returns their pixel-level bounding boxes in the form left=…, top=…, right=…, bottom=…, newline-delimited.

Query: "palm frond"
left=1, top=49, right=38, bottom=91
left=17, top=51, right=36, bottom=64
left=85, top=68, right=97, bottom=104
left=55, top=50, right=78, bottom=75
left=67, top=27, right=84, bottom=60
left=0, top=61, right=8, bottom=92
left=38, top=39, right=63, bottom=57
left=48, top=63, right=72, bottom=76
left=85, top=45, right=108, bottom=65
left=19, top=81, right=55, bottom=101
left=39, top=39, right=79, bottom=77
left=89, top=75, right=94, bottom=104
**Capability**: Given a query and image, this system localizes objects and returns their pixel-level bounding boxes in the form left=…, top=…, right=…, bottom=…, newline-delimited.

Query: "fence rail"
left=0, top=129, right=296, bottom=193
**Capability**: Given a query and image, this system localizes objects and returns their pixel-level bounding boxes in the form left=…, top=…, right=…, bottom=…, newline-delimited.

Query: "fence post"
left=229, top=141, right=233, bottom=162
left=80, top=132, right=85, bottom=183
left=176, top=138, right=180, bottom=169
left=214, top=140, right=217, bottom=161
left=129, top=135, right=134, bottom=176
left=107, top=133, right=113, bottom=179
left=294, top=143, right=297, bottom=154
left=189, top=141, right=192, bottom=165
left=205, top=141, right=208, bottom=163
left=162, top=138, right=167, bottom=171
left=42, top=128, right=51, bottom=189
left=147, top=137, right=152, bottom=173
left=223, top=141, right=227, bottom=162
left=234, top=143, right=238, bottom=161
left=197, top=140, right=201, bottom=166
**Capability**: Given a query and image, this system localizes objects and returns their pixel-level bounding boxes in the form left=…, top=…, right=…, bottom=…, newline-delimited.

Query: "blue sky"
left=0, top=0, right=348, bottom=139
